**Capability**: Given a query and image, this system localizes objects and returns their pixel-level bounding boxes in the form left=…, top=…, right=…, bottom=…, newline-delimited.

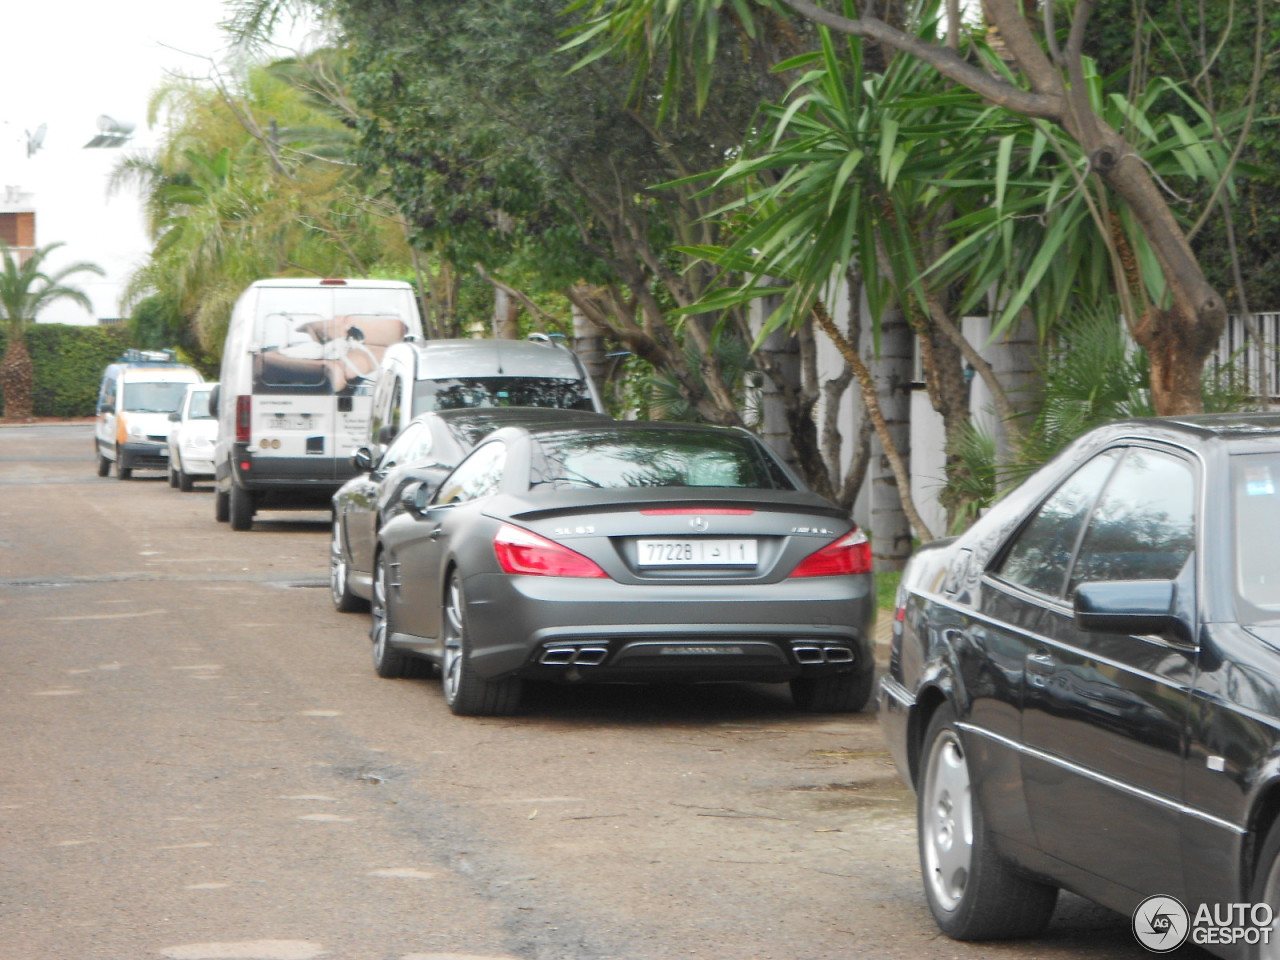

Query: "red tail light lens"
left=789, top=528, right=872, bottom=578
left=493, top=524, right=608, bottom=579
left=235, top=395, right=252, bottom=444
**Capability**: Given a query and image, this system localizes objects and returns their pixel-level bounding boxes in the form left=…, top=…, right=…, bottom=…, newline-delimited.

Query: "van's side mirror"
left=168, top=411, right=181, bottom=422
left=98, top=403, right=111, bottom=415
left=208, top=385, right=221, bottom=418
left=351, top=447, right=375, bottom=473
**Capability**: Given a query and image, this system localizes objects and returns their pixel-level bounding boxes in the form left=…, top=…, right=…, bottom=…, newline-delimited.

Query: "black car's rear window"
left=530, top=429, right=795, bottom=490
left=414, top=377, right=595, bottom=412
left=1232, top=452, right=1280, bottom=619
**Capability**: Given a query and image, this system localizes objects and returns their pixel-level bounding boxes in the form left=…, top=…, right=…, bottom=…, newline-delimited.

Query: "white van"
left=94, top=350, right=204, bottom=480
left=212, top=278, right=423, bottom=530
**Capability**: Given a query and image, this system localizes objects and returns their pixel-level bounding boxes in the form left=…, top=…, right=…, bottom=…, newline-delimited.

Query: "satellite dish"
left=25, top=123, right=46, bottom=157
left=84, top=115, right=135, bottom=149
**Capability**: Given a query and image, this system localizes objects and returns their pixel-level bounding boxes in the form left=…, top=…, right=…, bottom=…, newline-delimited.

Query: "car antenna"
left=495, top=336, right=504, bottom=375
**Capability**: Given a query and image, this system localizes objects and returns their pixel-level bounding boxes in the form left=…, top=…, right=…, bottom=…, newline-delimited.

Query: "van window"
left=252, top=287, right=414, bottom=395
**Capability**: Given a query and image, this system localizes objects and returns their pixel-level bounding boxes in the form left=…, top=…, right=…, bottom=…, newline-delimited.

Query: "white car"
left=167, top=382, right=218, bottom=491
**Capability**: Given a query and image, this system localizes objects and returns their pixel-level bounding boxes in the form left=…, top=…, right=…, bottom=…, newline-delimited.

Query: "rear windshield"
left=530, top=428, right=795, bottom=490
left=413, top=377, right=595, bottom=413
left=123, top=381, right=194, bottom=413
left=1232, top=452, right=1280, bottom=621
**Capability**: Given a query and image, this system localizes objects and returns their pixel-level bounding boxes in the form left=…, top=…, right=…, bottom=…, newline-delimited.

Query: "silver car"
left=370, top=421, right=876, bottom=716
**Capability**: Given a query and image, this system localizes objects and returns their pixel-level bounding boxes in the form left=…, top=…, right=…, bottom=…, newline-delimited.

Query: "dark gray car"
left=370, top=421, right=877, bottom=716
left=330, top=407, right=612, bottom=611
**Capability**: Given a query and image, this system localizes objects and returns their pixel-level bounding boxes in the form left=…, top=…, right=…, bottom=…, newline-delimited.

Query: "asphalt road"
left=0, top=423, right=1206, bottom=960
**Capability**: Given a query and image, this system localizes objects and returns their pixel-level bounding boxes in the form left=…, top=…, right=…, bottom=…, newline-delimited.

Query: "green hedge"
left=0, top=324, right=132, bottom=418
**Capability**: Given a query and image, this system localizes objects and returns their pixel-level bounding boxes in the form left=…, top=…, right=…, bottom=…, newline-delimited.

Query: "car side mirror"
left=399, top=480, right=436, bottom=517
left=98, top=402, right=112, bottom=415
left=1073, top=580, right=1178, bottom=637
left=208, top=384, right=221, bottom=418
left=168, top=411, right=181, bottom=423
left=351, top=447, right=375, bottom=473
left=377, top=424, right=397, bottom=445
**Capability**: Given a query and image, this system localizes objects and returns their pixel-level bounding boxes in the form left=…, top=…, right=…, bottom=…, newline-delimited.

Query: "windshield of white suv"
left=413, top=377, right=595, bottom=413
left=124, top=381, right=194, bottom=413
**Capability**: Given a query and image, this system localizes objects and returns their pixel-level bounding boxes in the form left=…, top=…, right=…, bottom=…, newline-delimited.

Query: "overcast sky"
left=0, top=0, right=317, bottom=324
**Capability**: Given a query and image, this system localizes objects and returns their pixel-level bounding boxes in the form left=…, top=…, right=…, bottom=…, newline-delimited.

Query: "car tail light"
left=235, top=395, right=252, bottom=444
left=319, top=278, right=348, bottom=285
left=493, top=524, right=607, bottom=579
left=789, top=528, right=872, bottom=577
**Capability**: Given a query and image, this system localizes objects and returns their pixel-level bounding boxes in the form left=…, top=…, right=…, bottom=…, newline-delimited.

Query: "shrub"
left=0, top=324, right=131, bottom=418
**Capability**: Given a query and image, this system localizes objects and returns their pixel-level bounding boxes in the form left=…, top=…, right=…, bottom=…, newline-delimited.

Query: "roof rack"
left=119, top=348, right=178, bottom=364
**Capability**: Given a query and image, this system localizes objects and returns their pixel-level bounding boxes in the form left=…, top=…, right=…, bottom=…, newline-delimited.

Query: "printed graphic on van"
left=251, top=286, right=411, bottom=395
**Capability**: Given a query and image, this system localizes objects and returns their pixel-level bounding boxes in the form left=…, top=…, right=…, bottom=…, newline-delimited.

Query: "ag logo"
left=1133, top=894, right=1191, bottom=952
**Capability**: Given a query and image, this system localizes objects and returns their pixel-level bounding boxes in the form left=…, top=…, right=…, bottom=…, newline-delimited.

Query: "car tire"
left=791, top=666, right=874, bottom=713
left=215, top=487, right=230, bottom=523
left=329, top=519, right=368, bottom=613
left=229, top=480, right=254, bottom=531
left=178, top=465, right=194, bottom=492
left=168, top=462, right=179, bottom=488
left=370, top=552, right=431, bottom=679
left=115, top=447, right=132, bottom=480
left=96, top=452, right=110, bottom=478
left=1250, top=819, right=1280, bottom=958
left=918, top=703, right=1057, bottom=940
left=441, top=571, right=521, bottom=717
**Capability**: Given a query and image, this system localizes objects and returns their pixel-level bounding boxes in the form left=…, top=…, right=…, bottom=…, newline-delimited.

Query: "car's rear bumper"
left=461, top=571, right=875, bottom=685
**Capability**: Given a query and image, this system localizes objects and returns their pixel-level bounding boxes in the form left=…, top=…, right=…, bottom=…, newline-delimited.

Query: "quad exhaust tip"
left=540, top=645, right=609, bottom=666
left=793, top=644, right=854, bottom=664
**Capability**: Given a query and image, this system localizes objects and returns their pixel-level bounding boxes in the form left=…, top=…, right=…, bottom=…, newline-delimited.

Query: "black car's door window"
left=1067, top=448, right=1196, bottom=593
left=433, top=441, right=507, bottom=506
left=996, top=450, right=1122, bottom=597
left=378, top=420, right=432, bottom=471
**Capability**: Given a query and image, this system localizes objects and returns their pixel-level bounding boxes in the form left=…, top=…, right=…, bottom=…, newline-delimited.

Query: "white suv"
left=167, top=382, right=218, bottom=491
left=95, top=351, right=204, bottom=480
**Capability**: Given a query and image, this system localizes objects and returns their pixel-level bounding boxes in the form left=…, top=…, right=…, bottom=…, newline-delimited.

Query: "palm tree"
left=0, top=243, right=104, bottom=420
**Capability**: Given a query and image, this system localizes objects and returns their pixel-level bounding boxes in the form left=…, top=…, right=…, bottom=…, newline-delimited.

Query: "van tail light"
left=235, top=395, right=252, bottom=444
left=789, top=528, right=872, bottom=578
left=493, top=524, right=607, bottom=579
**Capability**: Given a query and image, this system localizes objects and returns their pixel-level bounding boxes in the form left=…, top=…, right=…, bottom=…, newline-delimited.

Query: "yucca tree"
left=0, top=243, right=104, bottom=420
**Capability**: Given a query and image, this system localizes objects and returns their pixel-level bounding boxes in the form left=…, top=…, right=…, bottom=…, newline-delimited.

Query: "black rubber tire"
left=214, top=487, right=230, bottom=523
left=917, top=703, right=1057, bottom=940
left=96, top=452, right=110, bottom=478
left=1249, top=819, right=1280, bottom=959
left=168, top=462, right=179, bottom=488
left=329, top=518, right=368, bottom=613
left=441, top=572, right=521, bottom=717
left=229, top=480, right=255, bottom=531
left=178, top=466, right=194, bottom=492
left=791, top=666, right=875, bottom=712
left=370, top=552, right=432, bottom=679
left=115, top=447, right=132, bottom=480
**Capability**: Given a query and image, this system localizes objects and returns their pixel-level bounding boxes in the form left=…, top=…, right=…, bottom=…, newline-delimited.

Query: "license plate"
left=637, top=539, right=758, bottom=566
left=267, top=415, right=317, bottom=430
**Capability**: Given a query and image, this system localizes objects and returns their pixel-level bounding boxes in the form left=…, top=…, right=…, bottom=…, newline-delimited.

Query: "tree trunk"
left=570, top=302, right=608, bottom=404
left=1, top=335, right=34, bottom=421
left=866, top=300, right=914, bottom=571
left=988, top=310, right=1039, bottom=475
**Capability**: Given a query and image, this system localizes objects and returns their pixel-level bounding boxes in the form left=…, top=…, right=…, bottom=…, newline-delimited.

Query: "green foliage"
left=0, top=324, right=130, bottom=417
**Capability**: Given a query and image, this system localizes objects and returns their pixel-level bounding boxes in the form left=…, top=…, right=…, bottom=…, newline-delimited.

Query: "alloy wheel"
left=441, top=577, right=464, bottom=704
left=921, top=728, right=974, bottom=913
